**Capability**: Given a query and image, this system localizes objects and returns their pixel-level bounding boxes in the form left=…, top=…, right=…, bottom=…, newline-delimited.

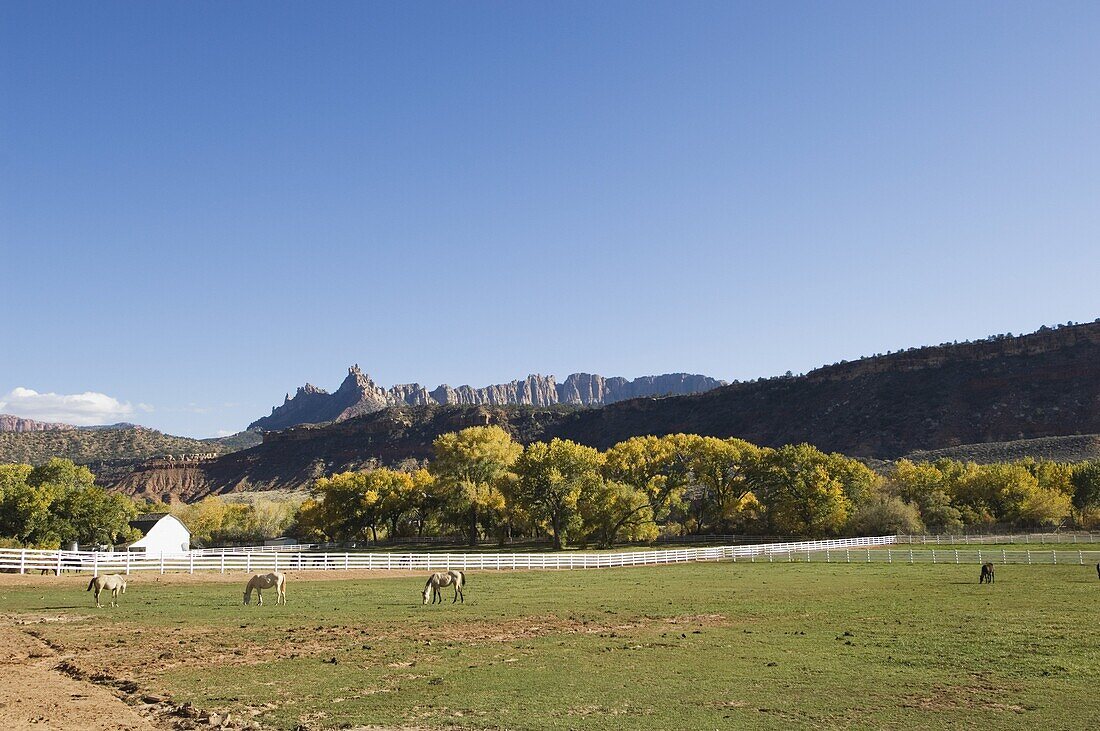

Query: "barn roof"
left=129, top=513, right=187, bottom=536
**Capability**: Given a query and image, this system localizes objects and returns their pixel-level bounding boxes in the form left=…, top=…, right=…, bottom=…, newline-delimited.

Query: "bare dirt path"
left=0, top=623, right=157, bottom=731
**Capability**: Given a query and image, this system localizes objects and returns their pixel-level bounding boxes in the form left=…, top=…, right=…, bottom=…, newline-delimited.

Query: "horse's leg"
left=95, top=588, right=102, bottom=608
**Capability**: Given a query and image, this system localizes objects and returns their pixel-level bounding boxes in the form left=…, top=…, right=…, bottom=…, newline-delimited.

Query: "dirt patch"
left=901, top=681, right=1032, bottom=714
left=0, top=625, right=157, bottom=731
left=414, top=612, right=728, bottom=645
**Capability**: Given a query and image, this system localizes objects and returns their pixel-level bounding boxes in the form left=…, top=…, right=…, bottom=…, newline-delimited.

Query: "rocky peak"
left=0, top=414, right=76, bottom=432
left=248, top=367, right=725, bottom=431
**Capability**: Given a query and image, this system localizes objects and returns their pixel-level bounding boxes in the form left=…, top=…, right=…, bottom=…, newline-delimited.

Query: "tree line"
left=294, top=427, right=1100, bottom=547
left=2, top=429, right=1100, bottom=549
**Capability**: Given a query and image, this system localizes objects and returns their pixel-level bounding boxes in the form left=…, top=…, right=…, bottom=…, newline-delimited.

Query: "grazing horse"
left=422, top=570, right=466, bottom=605
left=979, top=563, right=995, bottom=584
left=87, top=574, right=127, bottom=608
left=1096, top=562, right=1099, bottom=580
left=243, top=572, right=286, bottom=606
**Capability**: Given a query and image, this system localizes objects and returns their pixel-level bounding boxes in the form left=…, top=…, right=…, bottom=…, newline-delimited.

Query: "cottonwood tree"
left=513, top=438, right=604, bottom=549
left=749, top=444, right=852, bottom=536
left=431, top=426, right=522, bottom=545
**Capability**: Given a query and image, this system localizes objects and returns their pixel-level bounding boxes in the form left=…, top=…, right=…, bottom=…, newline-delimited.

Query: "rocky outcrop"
left=248, top=365, right=725, bottom=431
left=0, top=414, right=75, bottom=432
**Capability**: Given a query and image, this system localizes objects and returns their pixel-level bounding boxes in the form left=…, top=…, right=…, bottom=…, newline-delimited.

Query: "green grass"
left=3, top=563, right=1099, bottom=730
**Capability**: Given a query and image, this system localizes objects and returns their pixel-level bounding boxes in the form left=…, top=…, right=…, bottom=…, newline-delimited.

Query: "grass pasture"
left=2, top=562, right=1098, bottom=730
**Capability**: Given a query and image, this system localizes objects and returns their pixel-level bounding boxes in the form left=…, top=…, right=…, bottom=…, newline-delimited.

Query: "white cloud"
left=0, top=387, right=140, bottom=426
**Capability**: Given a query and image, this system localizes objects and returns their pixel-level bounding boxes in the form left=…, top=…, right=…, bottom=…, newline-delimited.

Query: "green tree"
left=886, top=459, right=964, bottom=532
left=0, top=463, right=44, bottom=545
left=847, top=494, right=924, bottom=535
left=578, top=479, right=657, bottom=547
left=431, top=426, right=522, bottom=545
left=603, top=435, right=692, bottom=527
left=513, top=439, right=604, bottom=549
left=1071, top=462, right=1100, bottom=513
left=749, top=444, right=851, bottom=537
left=676, top=435, right=763, bottom=534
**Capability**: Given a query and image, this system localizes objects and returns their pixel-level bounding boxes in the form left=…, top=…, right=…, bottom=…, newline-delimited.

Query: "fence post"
left=826, top=549, right=830, bottom=563
left=1002, top=549, right=1006, bottom=564
left=246, top=553, right=251, bottom=574
left=887, top=549, right=892, bottom=564
left=93, top=552, right=99, bottom=577
left=56, top=551, right=62, bottom=576
left=866, top=549, right=871, bottom=563
left=220, top=552, right=225, bottom=574
left=932, top=550, right=936, bottom=564
left=845, top=549, right=850, bottom=563
left=977, top=550, right=982, bottom=566
left=274, top=552, right=278, bottom=573
left=908, top=549, right=913, bottom=564
left=189, top=553, right=194, bottom=574
left=160, top=552, right=165, bottom=574
left=126, top=552, right=131, bottom=575
left=1052, top=551, right=1057, bottom=565
left=19, top=549, right=26, bottom=575
left=345, top=553, right=349, bottom=571
left=1027, top=549, right=1031, bottom=565
left=954, top=550, right=958, bottom=565
left=1078, top=550, right=1083, bottom=565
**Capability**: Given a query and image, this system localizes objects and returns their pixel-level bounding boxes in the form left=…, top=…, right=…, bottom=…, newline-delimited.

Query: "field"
left=2, top=562, right=1098, bottom=731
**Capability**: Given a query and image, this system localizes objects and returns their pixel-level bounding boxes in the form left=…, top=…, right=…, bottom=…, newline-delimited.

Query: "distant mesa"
left=0, top=414, right=76, bottom=432
left=0, top=415, right=144, bottom=433
left=248, top=366, right=726, bottom=431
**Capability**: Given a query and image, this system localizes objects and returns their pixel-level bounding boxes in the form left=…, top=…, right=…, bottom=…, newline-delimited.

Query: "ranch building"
left=126, top=513, right=191, bottom=555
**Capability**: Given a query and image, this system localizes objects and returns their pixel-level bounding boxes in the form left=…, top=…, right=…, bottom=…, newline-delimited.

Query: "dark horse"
left=979, top=563, right=995, bottom=584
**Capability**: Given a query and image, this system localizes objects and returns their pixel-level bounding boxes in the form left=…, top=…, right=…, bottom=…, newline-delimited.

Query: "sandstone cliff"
left=0, top=414, right=75, bottom=432
left=248, top=366, right=725, bottom=431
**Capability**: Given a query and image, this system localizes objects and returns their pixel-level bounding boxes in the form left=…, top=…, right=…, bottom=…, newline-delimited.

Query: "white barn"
left=127, top=513, right=190, bottom=555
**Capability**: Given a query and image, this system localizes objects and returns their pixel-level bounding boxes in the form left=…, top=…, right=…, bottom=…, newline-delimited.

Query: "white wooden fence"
left=894, top=532, right=1100, bottom=545
left=8, top=537, right=1097, bottom=576
left=1, top=536, right=896, bottom=576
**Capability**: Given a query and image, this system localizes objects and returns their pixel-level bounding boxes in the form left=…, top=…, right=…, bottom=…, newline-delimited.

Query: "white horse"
left=422, top=570, right=466, bottom=605
left=87, top=574, right=127, bottom=608
left=243, top=572, right=286, bottom=606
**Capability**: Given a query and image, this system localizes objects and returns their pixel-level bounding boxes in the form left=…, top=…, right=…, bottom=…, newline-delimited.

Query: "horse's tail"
left=86, top=577, right=95, bottom=591
left=458, top=570, right=466, bottom=587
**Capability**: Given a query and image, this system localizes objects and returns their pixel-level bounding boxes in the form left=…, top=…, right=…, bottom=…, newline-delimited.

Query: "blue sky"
left=2, top=2, right=1099, bottom=437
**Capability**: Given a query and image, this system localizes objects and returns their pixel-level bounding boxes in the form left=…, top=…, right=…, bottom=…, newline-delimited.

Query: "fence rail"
left=895, top=532, right=1100, bottom=545
left=1, top=536, right=896, bottom=575
left=8, top=537, right=1098, bottom=576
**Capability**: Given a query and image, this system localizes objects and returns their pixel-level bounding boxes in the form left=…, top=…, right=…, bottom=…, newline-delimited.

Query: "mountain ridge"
left=248, top=366, right=726, bottom=431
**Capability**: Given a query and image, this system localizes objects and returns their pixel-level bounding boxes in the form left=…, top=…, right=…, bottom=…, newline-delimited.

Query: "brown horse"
left=979, top=563, right=995, bottom=584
